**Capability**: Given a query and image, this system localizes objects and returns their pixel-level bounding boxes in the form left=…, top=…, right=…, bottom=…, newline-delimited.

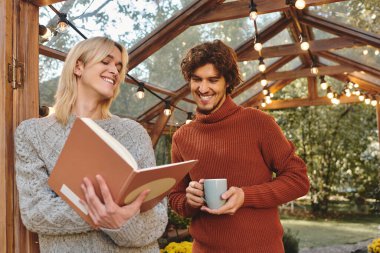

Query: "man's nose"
left=198, top=81, right=209, bottom=93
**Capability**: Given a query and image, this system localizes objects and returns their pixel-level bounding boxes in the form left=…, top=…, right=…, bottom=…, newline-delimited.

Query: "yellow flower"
left=368, top=238, right=380, bottom=253
left=163, top=241, right=193, bottom=253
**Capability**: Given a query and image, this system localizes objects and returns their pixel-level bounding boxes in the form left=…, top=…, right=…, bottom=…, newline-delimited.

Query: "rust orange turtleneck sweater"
left=168, top=95, right=310, bottom=253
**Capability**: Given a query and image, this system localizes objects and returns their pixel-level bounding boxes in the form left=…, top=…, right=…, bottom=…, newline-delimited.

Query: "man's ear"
left=74, top=60, right=84, bottom=77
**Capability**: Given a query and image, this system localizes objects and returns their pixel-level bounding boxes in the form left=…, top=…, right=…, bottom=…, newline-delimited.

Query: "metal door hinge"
left=8, top=58, right=24, bottom=89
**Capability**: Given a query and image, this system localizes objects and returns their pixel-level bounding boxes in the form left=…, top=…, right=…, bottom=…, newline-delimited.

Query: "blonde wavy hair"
left=53, top=37, right=128, bottom=125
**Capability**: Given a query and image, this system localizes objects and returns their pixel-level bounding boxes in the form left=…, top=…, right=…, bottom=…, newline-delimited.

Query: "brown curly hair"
left=180, top=40, right=242, bottom=94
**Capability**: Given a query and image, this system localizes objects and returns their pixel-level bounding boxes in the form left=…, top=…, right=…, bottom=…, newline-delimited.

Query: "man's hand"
left=81, top=175, right=150, bottom=229
left=186, top=179, right=205, bottom=208
left=201, top=186, right=244, bottom=215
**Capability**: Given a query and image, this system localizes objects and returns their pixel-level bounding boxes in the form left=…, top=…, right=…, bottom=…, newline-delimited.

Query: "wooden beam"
left=267, top=65, right=357, bottom=80
left=238, top=37, right=364, bottom=61
left=317, top=51, right=380, bottom=78
left=300, top=14, right=380, bottom=48
left=192, top=0, right=347, bottom=25
left=29, top=0, right=64, bottom=7
left=128, top=0, right=223, bottom=70
left=308, top=76, right=318, bottom=99
left=262, top=95, right=360, bottom=110
left=233, top=55, right=296, bottom=98
left=39, top=45, right=66, bottom=61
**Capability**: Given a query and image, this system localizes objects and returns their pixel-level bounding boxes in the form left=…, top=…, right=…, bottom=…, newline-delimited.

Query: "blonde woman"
left=14, top=37, right=167, bottom=253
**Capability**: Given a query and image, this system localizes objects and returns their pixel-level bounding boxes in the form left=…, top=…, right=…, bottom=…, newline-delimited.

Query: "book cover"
left=48, top=117, right=197, bottom=227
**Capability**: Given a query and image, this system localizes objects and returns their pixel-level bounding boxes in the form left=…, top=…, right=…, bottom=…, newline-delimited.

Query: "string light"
left=364, top=96, right=371, bottom=105
left=186, top=112, right=193, bottom=124
left=136, top=82, right=145, bottom=99
left=262, top=88, right=269, bottom=96
left=261, top=100, right=267, bottom=108
left=258, top=57, right=266, bottom=72
left=299, top=34, right=309, bottom=51
left=56, top=13, right=69, bottom=33
left=320, top=76, right=327, bottom=90
left=39, top=25, right=53, bottom=40
left=358, top=94, right=365, bottom=101
left=331, top=93, right=340, bottom=105
left=253, top=36, right=263, bottom=52
left=310, top=61, right=319, bottom=75
left=260, top=75, right=268, bottom=86
left=326, top=86, right=334, bottom=99
left=163, top=101, right=172, bottom=116
left=249, top=0, right=258, bottom=21
left=370, top=96, right=378, bottom=106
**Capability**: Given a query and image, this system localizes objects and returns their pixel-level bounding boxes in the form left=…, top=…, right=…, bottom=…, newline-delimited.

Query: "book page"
left=80, top=118, right=138, bottom=170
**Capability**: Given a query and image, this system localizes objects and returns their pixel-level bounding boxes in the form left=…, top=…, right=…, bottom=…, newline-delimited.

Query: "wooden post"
left=0, top=0, right=15, bottom=252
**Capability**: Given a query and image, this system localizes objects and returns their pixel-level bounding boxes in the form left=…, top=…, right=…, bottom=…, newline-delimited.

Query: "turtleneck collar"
left=194, top=95, right=240, bottom=124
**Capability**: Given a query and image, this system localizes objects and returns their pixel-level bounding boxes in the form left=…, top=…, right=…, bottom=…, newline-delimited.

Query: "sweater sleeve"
left=14, top=120, right=92, bottom=235
left=101, top=123, right=168, bottom=247
left=168, top=137, right=200, bottom=218
left=242, top=116, right=310, bottom=208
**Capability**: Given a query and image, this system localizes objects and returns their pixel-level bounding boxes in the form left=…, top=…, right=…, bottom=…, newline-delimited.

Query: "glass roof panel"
left=318, top=56, right=339, bottom=66
left=239, top=57, right=281, bottom=81
left=332, top=46, right=380, bottom=70
left=132, top=12, right=281, bottom=91
left=233, top=82, right=272, bottom=105
left=312, top=28, right=338, bottom=40
left=308, top=0, right=379, bottom=34
left=110, top=84, right=163, bottom=118
left=39, top=55, right=63, bottom=107
left=39, top=0, right=195, bottom=53
left=277, top=57, right=302, bottom=72
left=264, top=28, right=294, bottom=47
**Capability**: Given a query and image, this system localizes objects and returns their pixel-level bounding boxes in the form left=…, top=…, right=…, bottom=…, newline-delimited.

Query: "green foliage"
left=283, top=229, right=300, bottom=253
left=168, top=208, right=191, bottom=230
left=270, top=78, right=379, bottom=214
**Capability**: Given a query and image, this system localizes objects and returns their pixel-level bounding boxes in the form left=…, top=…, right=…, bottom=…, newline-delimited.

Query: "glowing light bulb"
left=262, top=88, right=269, bottom=96
left=261, top=101, right=266, bottom=107
left=371, top=99, right=377, bottom=106
left=364, top=97, right=371, bottom=104
left=164, top=108, right=171, bottom=116
left=295, top=0, right=306, bottom=9
left=300, top=41, right=309, bottom=51
left=358, top=94, right=365, bottom=101
left=310, top=66, right=319, bottom=75
left=258, top=57, right=266, bottom=72
left=254, top=42, right=263, bottom=52
left=260, top=77, right=268, bottom=86
left=249, top=11, right=258, bottom=21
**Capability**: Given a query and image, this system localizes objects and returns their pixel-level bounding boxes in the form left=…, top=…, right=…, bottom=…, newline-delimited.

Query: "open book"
left=48, top=117, right=197, bottom=227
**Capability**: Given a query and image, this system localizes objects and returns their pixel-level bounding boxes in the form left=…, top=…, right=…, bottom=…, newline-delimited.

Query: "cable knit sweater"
left=14, top=114, right=167, bottom=253
left=168, top=96, right=310, bottom=253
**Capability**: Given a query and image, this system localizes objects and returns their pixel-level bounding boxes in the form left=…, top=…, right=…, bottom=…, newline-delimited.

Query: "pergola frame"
left=1, top=0, right=380, bottom=252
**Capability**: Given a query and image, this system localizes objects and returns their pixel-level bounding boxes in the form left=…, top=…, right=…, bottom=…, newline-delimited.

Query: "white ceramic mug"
left=203, top=178, right=227, bottom=209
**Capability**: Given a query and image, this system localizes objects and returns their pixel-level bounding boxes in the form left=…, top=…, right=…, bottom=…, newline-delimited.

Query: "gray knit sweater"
left=14, top=114, right=168, bottom=253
